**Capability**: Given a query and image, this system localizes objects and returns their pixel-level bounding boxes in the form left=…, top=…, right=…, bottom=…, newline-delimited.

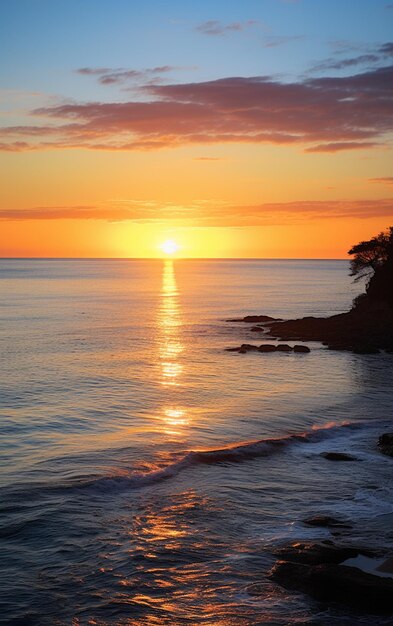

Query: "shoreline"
left=226, top=306, right=393, bottom=354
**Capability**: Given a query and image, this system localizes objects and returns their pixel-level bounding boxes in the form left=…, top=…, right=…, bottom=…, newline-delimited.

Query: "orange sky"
left=1, top=1, right=392, bottom=257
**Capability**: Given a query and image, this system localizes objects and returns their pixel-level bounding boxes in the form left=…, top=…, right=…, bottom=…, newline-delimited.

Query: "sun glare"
left=160, top=239, right=179, bottom=255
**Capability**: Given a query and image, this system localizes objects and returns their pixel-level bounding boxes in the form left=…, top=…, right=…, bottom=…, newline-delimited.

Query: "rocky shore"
left=226, top=304, right=393, bottom=354
left=266, top=305, right=393, bottom=354
left=255, top=432, right=393, bottom=615
left=268, top=540, right=393, bottom=614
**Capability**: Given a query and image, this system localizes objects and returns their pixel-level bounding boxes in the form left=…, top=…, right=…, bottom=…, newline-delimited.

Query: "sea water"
left=1, top=259, right=393, bottom=625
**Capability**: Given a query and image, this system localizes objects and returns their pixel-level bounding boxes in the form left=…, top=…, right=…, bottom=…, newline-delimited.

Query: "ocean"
left=1, top=259, right=393, bottom=625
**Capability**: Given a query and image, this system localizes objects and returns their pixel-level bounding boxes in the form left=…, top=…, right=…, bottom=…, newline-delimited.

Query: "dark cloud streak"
left=2, top=198, right=393, bottom=226
left=1, top=63, right=393, bottom=153
left=195, top=20, right=259, bottom=36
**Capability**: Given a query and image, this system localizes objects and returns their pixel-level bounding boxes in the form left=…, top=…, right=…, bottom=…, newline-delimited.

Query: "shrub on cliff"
left=349, top=226, right=393, bottom=311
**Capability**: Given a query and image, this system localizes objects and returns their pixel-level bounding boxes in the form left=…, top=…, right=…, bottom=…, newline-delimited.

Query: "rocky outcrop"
left=268, top=541, right=393, bottom=613
left=265, top=304, right=393, bottom=353
left=258, top=344, right=277, bottom=353
left=321, top=452, right=357, bottom=461
left=225, top=344, right=311, bottom=354
left=270, top=560, right=393, bottom=613
left=226, top=315, right=279, bottom=323
left=303, top=516, right=352, bottom=529
left=293, top=344, right=311, bottom=353
left=378, top=433, right=393, bottom=457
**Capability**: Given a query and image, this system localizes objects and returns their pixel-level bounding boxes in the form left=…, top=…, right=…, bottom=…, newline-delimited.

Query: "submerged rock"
left=270, top=560, right=393, bottom=613
left=321, top=452, right=357, bottom=461
left=268, top=541, right=393, bottom=613
left=378, top=433, right=393, bottom=457
left=303, top=515, right=352, bottom=529
left=225, top=343, right=311, bottom=354
left=293, top=345, right=311, bottom=353
left=273, top=541, right=364, bottom=565
left=240, top=315, right=278, bottom=323
left=258, top=344, right=277, bottom=353
left=226, top=314, right=281, bottom=323
left=226, top=344, right=259, bottom=353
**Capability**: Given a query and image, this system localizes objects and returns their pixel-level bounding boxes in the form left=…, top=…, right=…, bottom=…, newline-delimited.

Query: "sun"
left=160, top=239, right=179, bottom=255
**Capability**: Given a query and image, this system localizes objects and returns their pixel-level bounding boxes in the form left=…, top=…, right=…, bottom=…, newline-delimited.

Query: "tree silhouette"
left=348, top=226, right=393, bottom=281
left=348, top=226, right=393, bottom=310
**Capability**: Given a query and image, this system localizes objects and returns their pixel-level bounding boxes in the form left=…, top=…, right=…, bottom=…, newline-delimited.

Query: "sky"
left=0, top=0, right=392, bottom=258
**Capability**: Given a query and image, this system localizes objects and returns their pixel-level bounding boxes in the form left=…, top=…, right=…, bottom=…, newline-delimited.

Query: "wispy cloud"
left=195, top=20, right=259, bottom=36
left=1, top=63, right=392, bottom=153
left=369, top=177, right=393, bottom=185
left=261, top=35, right=304, bottom=48
left=310, top=41, right=393, bottom=73
left=306, top=141, right=379, bottom=153
left=76, top=65, right=197, bottom=86
left=2, top=198, right=392, bottom=227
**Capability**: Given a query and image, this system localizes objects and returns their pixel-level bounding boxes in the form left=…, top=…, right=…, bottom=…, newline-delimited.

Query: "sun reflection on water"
left=157, top=260, right=190, bottom=434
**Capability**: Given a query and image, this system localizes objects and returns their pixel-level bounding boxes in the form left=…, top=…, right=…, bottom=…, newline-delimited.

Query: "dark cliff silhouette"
left=350, top=226, right=393, bottom=313
left=264, top=226, right=393, bottom=353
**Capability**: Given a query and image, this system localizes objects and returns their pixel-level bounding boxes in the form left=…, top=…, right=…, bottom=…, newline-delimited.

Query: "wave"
left=2, top=419, right=389, bottom=500
left=72, top=420, right=369, bottom=493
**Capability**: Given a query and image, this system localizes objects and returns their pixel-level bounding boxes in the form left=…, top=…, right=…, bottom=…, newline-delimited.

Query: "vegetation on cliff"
left=265, top=226, right=393, bottom=353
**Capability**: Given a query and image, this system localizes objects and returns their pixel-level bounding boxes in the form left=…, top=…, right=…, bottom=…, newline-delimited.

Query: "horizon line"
left=0, top=256, right=349, bottom=261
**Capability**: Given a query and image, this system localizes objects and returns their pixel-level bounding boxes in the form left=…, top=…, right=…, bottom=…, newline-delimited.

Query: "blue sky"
left=1, top=0, right=391, bottom=102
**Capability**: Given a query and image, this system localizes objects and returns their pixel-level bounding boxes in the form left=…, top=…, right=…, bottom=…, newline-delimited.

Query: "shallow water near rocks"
left=1, top=258, right=393, bottom=625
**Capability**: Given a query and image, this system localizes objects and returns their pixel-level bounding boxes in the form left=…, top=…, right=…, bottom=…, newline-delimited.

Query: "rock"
left=321, top=452, right=357, bottom=461
left=264, top=306, right=393, bottom=354
left=303, top=515, right=352, bottom=529
left=226, top=315, right=277, bottom=323
left=250, top=326, right=265, bottom=332
left=273, top=541, right=365, bottom=565
left=242, top=315, right=277, bottom=323
left=293, top=344, right=311, bottom=353
left=225, top=344, right=259, bottom=353
left=276, top=344, right=293, bottom=352
left=378, top=433, right=393, bottom=457
left=258, top=344, right=277, bottom=353
left=270, top=560, right=393, bottom=613
left=268, top=541, right=393, bottom=613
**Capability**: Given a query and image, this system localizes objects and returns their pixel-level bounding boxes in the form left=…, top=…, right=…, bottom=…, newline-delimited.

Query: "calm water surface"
left=1, top=259, right=393, bottom=625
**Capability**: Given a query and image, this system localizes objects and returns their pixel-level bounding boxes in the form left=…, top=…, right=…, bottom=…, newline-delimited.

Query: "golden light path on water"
left=157, top=260, right=190, bottom=435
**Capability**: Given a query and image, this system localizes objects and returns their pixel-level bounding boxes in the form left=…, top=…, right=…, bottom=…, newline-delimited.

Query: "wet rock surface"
left=321, top=452, right=358, bottom=461
left=303, top=515, right=352, bottom=529
left=378, top=433, right=393, bottom=457
left=268, top=541, right=393, bottom=613
left=265, top=306, right=393, bottom=353
left=225, top=343, right=311, bottom=354
left=226, top=315, right=280, bottom=323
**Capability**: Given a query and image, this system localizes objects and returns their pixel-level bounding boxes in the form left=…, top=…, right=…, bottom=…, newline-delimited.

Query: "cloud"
left=310, top=41, right=393, bottom=73
left=192, top=156, right=224, bottom=161
left=1, top=198, right=392, bottom=227
left=306, top=141, right=379, bottom=153
left=76, top=65, right=196, bottom=86
left=1, top=64, right=392, bottom=153
left=261, top=35, right=304, bottom=48
left=369, top=177, right=393, bottom=185
left=195, top=20, right=259, bottom=36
